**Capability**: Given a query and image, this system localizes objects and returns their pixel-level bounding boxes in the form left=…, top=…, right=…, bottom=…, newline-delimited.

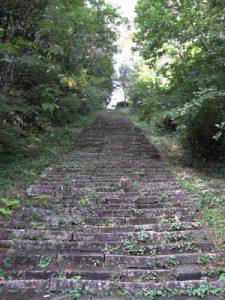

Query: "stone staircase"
left=0, top=111, right=224, bottom=299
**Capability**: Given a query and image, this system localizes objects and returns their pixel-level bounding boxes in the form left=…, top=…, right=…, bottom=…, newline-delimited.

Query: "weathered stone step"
left=29, top=186, right=186, bottom=198
left=70, top=222, right=204, bottom=233
left=1, top=251, right=223, bottom=270
left=0, top=280, right=50, bottom=299
left=1, top=265, right=219, bottom=282
left=0, top=239, right=214, bottom=255
left=0, top=228, right=210, bottom=242
left=126, top=214, right=199, bottom=225
left=6, top=220, right=202, bottom=232
left=72, top=230, right=211, bottom=243
left=0, top=252, right=105, bottom=269
left=105, top=252, right=224, bottom=268
left=60, top=200, right=194, bottom=211
left=85, top=214, right=200, bottom=226
left=47, top=278, right=225, bottom=296
left=61, top=190, right=190, bottom=202
left=0, top=229, right=73, bottom=241
left=0, top=279, right=224, bottom=299
left=61, top=196, right=192, bottom=207
left=90, top=207, right=197, bottom=218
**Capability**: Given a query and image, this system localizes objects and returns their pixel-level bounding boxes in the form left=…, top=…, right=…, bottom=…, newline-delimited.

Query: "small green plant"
left=138, top=231, right=151, bottom=243
left=33, top=211, right=44, bottom=222
left=57, top=258, right=65, bottom=267
left=166, top=257, right=179, bottom=267
left=54, top=272, right=67, bottom=280
left=111, top=274, right=122, bottom=281
left=130, top=181, right=141, bottom=189
left=91, top=259, right=104, bottom=267
left=78, top=197, right=92, bottom=205
left=123, top=239, right=145, bottom=255
left=38, top=256, right=52, bottom=268
left=0, top=198, right=20, bottom=217
left=194, top=254, right=213, bottom=265
left=134, top=274, right=159, bottom=283
left=147, top=245, right=157, bottom=255
left=135, top=283, right=225, bottom=298
left=33, top=224, right=46, bottom=230
left=97, top=220, right=116, bottom=228
left=0, top=270, right=7, bottom=280
left=3, top=257, right=15, bottom=268
left=71, top=275, right=82, bottom=280
left=218, top=267, right=225, bottom=280
left=0, top=198, right=20, bottom=209
left=62, top=286, right=82, bottom=299
left=0, top=207, right=12, bottom=217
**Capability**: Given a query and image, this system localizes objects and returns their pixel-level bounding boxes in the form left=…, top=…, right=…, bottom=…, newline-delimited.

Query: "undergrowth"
left=0, top=111, right=100, bottom=196
left=123, top=108, right=225, bottom=243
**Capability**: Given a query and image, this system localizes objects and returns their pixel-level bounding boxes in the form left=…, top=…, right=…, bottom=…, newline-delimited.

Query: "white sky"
left=107, top=0, right=139, bottom=107
left=108, top=0, right=137, bottom=19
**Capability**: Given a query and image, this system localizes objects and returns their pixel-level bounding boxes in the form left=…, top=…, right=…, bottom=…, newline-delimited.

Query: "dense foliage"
left=128, top=0, right=225, bottom=159
left=0, top=0, right=119, bottom=153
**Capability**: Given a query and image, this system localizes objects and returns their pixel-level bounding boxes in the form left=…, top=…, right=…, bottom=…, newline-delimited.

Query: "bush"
left=154, top=111, right=177, bottom=133
left=174, top=88, right=225, bottom=159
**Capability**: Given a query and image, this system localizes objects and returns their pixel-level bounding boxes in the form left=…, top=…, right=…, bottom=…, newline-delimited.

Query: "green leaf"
left=0, top=208, right=12, bottom=216
left=219, top=274, right=225, bottom=280
left=0, top=198, right=20, bottom=209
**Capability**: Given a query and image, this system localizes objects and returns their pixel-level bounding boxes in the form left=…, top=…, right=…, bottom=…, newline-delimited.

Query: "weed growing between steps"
left=123, top=108, right=225, bottom=244
left=0, top=111, right=100, bottom=196
left=59, top=283, right=225, bottom=299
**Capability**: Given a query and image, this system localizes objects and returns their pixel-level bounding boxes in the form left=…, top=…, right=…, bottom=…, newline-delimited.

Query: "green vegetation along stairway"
left=0, top=111, right=225, bottom=299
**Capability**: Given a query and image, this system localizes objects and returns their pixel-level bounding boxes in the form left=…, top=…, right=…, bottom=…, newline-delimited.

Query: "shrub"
left=174, top=88, right=225, bottom=159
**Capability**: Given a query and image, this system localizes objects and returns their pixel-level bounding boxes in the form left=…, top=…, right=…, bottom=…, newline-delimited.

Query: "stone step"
left=1, top=251, right=223, bottom=270
left=70, top=222, right=204, bottom=233
left=85, top=214, right=199, bottom=226
left=47, top=279, right=225, bottom=296
left=0, top=279, right=224, bottom=298
left=104, top=252, right=223, bottom=268
left=90, top=207, right=197, bottom=218
left=0, top=265, right=219, bottom=282
left=0, top=229, right=73, bottom=241
left=6, top=220, right=202, bottom=232
left=0, top=240, right=214, bottom=255
left=0, top=228, right=211, bottom=242
left=0, top=252, right=104, bottom=269
left=26, top=201, right=194, bottom=212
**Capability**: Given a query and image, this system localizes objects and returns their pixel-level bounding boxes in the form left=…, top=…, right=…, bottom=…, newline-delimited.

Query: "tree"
left=132, top=0, right=225, bottom=159
left=119, top=64, right=133, bottom=104
left=0, top=0, right=120, bottom=153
